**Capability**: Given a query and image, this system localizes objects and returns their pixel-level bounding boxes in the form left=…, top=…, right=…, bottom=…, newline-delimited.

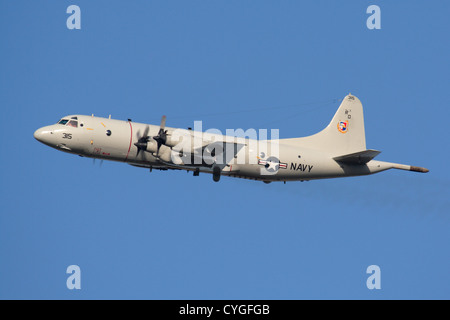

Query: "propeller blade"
left=134, top=129, right=141, bottom=156
left=92, top=158, right=103, bottom=167
left=142, top=125, right=150, bottom=140
left=160, top=115, right=166, bottom=130
left=153, top=116, right=168, bottom=157
left=134, top=125, right=150, bottom=158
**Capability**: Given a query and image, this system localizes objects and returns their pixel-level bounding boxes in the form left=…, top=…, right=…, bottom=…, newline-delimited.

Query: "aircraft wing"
left=333, top=149, right=381, bottom=164
left=192, top=142, right=246, bottom=170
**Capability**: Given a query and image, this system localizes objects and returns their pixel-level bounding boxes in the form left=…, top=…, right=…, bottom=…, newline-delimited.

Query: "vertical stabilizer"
left=282, top=94, right=366, bottom=155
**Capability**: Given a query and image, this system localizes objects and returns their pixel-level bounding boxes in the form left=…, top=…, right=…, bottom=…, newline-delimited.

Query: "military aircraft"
left=34, top=94, right=428, bottom=183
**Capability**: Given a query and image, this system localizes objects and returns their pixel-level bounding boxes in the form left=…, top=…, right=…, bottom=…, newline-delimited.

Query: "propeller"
left=93, top=159, right=104, bottom=167
left=153, top=115, right=167, bottom=156
left=134, top=125, right=150, bottom=157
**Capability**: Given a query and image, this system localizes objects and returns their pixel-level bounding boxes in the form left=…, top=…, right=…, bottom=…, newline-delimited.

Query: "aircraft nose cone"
left=34, top=126, right=54, bottom=145
left=34, top=128, right=44, bottom=141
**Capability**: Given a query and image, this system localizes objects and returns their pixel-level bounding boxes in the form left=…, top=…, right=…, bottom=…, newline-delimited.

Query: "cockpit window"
left=67, top=120, right=78, bottom=128
left=57, top=118, right=78, bottom=127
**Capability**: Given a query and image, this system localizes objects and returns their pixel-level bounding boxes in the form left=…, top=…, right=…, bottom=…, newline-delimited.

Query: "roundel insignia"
left=264, top=156, right=281, bottom=173
left=257, top=156, right=288, bottom=174
left=338, top=120, right=348, bottom=133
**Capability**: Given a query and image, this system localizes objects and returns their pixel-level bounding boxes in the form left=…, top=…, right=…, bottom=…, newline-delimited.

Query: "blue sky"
left=0, top=1, right=449, bottom=299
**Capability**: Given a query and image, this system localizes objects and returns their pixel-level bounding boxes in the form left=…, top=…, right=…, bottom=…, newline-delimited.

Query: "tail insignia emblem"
left=338, top=120, right=348, bottom=133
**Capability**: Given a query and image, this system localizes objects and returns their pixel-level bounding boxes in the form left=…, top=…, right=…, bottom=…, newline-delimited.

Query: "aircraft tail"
left=282, top=94, right=367, bottom=155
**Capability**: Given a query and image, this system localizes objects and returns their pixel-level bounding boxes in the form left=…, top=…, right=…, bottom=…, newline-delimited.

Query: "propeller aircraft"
left=34, top=94, right=428, bottom=183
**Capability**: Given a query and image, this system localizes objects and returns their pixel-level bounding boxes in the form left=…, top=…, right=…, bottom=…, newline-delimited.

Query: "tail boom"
left=393, top=163, right=429, bottom=173
left=368, top=160, right=429, bottom=174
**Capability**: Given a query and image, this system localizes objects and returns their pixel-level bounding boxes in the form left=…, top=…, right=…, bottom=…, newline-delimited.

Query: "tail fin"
left=282, top=94, right=366, bottom=155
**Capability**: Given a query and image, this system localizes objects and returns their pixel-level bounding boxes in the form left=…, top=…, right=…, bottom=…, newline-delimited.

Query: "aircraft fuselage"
left=34, top=95, right=428, bottom=182
left=33, top=115, right=392, bottom=182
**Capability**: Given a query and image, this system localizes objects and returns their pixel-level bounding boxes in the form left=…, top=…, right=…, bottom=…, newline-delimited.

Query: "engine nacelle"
left=145, top=140, right=158, bottom=154
left=163, top=131, right=197, bottom=150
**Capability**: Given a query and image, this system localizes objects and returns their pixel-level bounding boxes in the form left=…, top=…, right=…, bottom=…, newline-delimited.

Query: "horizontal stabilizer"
left=333, top=149, right=381, bottom=164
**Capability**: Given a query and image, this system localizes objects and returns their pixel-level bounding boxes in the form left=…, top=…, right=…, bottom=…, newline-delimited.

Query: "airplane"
left=34, top=94, right=428, bottom=183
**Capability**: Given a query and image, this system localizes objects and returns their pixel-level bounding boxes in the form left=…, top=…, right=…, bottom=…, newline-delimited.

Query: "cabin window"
left=106, top=130, right=111, bottom=136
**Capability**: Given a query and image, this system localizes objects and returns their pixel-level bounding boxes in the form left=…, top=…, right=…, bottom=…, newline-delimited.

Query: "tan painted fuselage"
left=34, top=95, right=428, bottom=183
